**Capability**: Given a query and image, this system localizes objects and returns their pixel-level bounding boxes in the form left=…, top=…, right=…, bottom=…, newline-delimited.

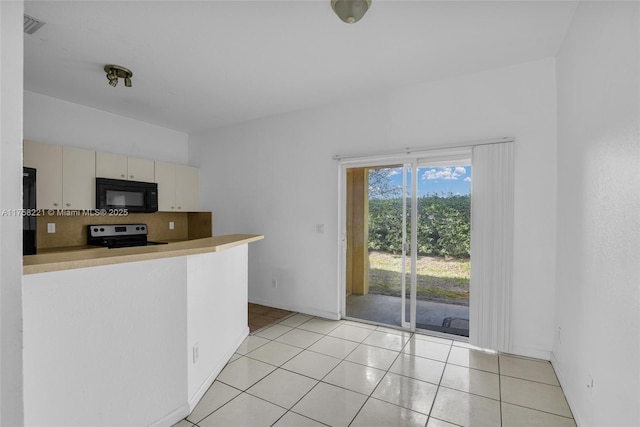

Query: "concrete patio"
left=346, top=293, right=469, bottom=336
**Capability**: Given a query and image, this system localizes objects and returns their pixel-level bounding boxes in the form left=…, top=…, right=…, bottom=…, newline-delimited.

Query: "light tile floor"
left=175, top=314, right=575, bottom=427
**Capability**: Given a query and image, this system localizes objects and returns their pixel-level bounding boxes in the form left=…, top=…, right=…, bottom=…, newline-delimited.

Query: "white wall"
left=0, top=1, right=25, bottom=424
left=187, top=245, right=249, bottom=406
left=24, top=91, right=189, bottom=164
left=554, top=2, right=640, bottom=426
left=190, top=58, right=558, bottom=358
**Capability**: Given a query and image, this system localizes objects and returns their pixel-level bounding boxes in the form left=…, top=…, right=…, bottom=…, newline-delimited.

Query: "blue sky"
left=382, top=165, right=472, bottom=197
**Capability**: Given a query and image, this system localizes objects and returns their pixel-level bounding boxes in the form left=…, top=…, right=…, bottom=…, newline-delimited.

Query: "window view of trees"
left=368, top=168, right=471, bottom=258
left=367, top=167, right=471, bottom=306
left=369, top=193, right=471, bottom=258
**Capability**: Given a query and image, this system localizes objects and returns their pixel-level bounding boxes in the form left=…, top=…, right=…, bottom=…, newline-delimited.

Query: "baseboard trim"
left=188, top=327, right=250, bottom=412
left=508, top=345, right=552, bottom=361
left=550, top=351, right=583, bottom=427
left=248, top=298, right=340, bottom=320
left=152, top=327, right=250, bottom=426
left=149, top=403, right=191, bottom=427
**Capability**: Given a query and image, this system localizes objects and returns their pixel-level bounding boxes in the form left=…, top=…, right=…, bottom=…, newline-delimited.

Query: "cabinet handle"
left=53, top=203, right=59, bottom=207
left=130, top=175, right=134, bottom=179
left=65, top=203, right=71, bottom=207
left=171, top=206, right=174, bottom=210
left=121, top=174, right=125, bottom=178
left=178, top=206, right=182, bottom=210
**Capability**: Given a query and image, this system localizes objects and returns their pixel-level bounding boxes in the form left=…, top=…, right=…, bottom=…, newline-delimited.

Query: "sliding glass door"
left=343, top=152, right=471, bottom=337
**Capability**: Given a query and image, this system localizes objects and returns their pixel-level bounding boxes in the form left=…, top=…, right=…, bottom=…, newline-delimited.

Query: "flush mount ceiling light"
left=104, top=65, right=133, bottom=88
left=331, top=0, right=371, bottom=24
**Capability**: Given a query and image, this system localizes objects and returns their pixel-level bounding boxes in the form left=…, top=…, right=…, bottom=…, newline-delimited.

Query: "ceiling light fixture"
left=104, top=65, right=133, bottom=88
left=24, top=14, right=46, bottom=34
left=331, top=0, right=371, bottom=24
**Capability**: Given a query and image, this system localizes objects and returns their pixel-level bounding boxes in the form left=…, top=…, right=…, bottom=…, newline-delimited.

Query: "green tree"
left=369, top=193, right=471, bottom=258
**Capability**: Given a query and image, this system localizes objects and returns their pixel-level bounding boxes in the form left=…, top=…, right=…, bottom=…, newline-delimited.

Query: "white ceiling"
left=24, top=1, right=577, bottom=133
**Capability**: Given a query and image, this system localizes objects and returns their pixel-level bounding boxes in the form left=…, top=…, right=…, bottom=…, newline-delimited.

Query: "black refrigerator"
left=23, top=167, right=37, bottom=255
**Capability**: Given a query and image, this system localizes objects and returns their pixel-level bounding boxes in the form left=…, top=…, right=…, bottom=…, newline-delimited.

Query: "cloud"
left=464, top=177, right=471, bottom=182
left=388, top=168, right=401, bottom=176
left=422, top=166, right=467, bottom=181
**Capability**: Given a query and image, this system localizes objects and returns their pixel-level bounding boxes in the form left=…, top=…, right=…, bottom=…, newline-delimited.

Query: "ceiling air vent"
left=24, top=14, right=45, bottom=35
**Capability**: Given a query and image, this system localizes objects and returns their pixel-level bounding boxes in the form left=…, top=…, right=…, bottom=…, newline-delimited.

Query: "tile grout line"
left=184, top=314, right=576, bottom=427
left=220, top=324, right=329, bottom=427
left=345, top=330, right=414, bottom=427
left=269, top=316, right=361, bottom=427
left=423, top=335, right=454, bottom=425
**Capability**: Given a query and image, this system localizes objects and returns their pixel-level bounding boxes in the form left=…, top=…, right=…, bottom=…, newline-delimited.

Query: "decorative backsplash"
left=36, top=211, right=212, bottom=249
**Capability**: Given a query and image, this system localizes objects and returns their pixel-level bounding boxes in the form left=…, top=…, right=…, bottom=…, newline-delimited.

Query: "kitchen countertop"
left=23, top=234, right=264, bottom=275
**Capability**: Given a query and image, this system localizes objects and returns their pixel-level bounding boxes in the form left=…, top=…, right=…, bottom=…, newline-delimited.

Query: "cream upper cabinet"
left=23, top=141, right=95, bottom=210
left=155, top=161, right=199, bottom=211
left=175, top=164, right=200, bottom=211
left=96, top=153, right=155, bottom=182
left=96, top=152, right=128, bottom=179
left=62, top=146, right=95, bottom=209
left=24, top=141, right=196, bottom=212
left=127, top=157, right=154, bottom=182
left=154, top=161, right=177, bottom=211
left=24, top=140, right=63, bottom=209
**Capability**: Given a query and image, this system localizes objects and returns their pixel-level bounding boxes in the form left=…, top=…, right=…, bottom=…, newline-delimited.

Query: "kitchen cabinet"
left=95, top=152, right=127, bottom=179
left=24, top=140, right=63, bottom=209
left=155, top=161, right=199, bottom=211
left=96, top=152, right=155, bottom=182
left=62, top=146, right=96, bottom=209
left=24, top=141, right=95, bottom=210
left=155, top=161, right=177, bottom=211
left=127, top=157, right=155, bottom=182
left=175, top=164, right=199, bottom=212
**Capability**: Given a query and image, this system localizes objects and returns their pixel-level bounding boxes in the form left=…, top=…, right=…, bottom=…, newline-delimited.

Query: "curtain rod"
left=333, top=136, right=514, bottom=162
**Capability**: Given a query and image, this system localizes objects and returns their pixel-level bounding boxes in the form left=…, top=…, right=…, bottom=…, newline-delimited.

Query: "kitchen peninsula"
left=22, top=234, right=263, bottom=426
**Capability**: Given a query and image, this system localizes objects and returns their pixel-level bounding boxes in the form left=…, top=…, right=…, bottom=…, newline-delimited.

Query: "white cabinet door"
left=96, top=152, right=127, bottom=180
left=96, top=153, right=155, bottom=182
left=23, top=140, right=63, bottom=209
left=127, top=157, right=154, bottom=182
left=154, top=161, right=176, bottom=211
left=62, top=146, right=95, bottom=210
left=175, top=165, right=199, bottom=211
left=155, top=162, right=200, bottom=211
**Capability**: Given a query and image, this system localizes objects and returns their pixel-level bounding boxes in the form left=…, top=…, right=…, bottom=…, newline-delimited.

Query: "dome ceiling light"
left=104, top=64, right=133, bottom=88
left=331, top=0, right=371, bottom=24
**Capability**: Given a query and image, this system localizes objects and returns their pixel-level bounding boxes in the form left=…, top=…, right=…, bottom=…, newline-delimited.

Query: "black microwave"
left=96, top=178, right=158, bottom=213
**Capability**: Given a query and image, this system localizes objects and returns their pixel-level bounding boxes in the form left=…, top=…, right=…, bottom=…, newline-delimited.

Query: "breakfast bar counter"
left=23, top=234, right=263, bottom=274
left=22, top=234, right=263, bottom=426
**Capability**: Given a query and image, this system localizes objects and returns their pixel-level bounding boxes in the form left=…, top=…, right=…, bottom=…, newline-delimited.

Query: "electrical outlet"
left=169, top=221, right=175, bottom=230
left=193, top=343, right=199, bottom=364
left=272, top=279, right=278, bottom=288
left=316, top=224, right=325, bottom=234
left=47, top=223, right=56, bottom=233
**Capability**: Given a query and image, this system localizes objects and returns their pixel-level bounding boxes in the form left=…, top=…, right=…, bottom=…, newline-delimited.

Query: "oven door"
left=96, top=178, right=158, bottom=213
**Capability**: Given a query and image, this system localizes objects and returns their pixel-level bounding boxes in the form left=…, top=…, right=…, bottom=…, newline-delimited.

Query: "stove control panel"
left=88, top=224, right=148, bottom=238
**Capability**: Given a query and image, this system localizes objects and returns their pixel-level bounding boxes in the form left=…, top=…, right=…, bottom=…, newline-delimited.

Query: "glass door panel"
left=345, top=164, right=410, bottom=329
left=412, top=162, right=471, bottom=336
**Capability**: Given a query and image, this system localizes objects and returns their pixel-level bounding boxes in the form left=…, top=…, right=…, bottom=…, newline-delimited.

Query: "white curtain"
left=469, top=142, right=514, bottom=352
